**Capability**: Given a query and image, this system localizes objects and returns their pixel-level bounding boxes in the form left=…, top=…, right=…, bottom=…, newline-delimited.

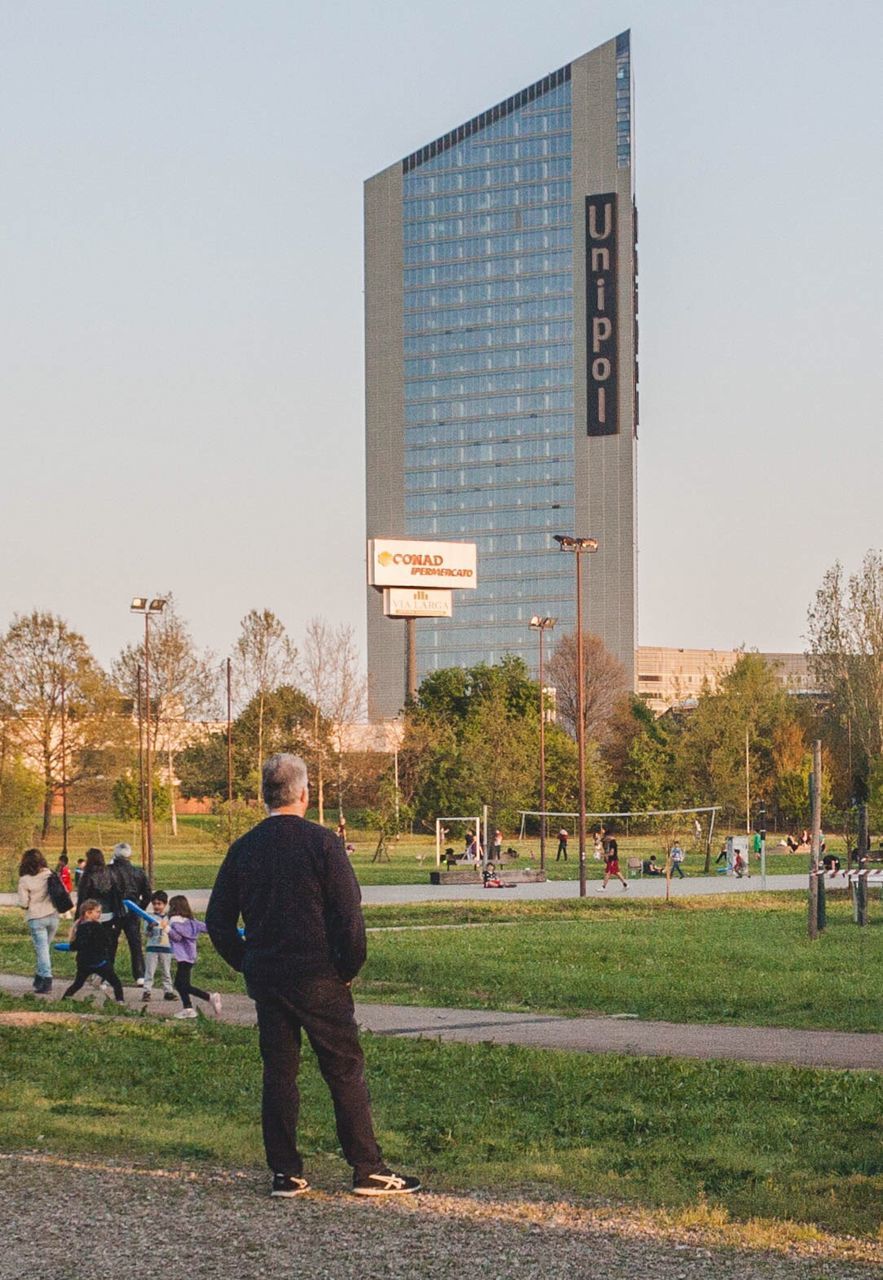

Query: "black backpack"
left=47, top=871, right=74, bottom=914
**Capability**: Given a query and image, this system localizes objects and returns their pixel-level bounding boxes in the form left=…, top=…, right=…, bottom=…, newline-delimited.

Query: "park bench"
left=429, top=868, right=547, bottom=886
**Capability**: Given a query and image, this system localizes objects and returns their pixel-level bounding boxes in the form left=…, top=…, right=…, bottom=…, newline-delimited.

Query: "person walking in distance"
left=556, top=828, right=569, bottom=861
left=669, top=838, right=686, bottom=879
left=600, top=831, right=628, bottom=891
left=206, top=753, right=421, bottom=1199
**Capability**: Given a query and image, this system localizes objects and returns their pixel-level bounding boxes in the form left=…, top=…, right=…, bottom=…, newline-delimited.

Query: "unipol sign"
left=586, top=193, right=618, bottom=436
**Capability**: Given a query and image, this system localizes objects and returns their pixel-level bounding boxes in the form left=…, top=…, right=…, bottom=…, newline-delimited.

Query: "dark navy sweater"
left=205, top=814, right=366, bottom=988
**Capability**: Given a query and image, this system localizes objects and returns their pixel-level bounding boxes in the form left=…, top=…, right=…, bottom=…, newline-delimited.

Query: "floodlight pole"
left=130, top=597, right=167, bottom=884
left=530, top=616, right=556, bottom=871
left=143, top=610, right=155, bottom=883
left=226, top=656, right=234, bottom=842
left=59, top=675, right=68, bottom=858
left=136, top=663, right=147, bottom=868
left=553, top=536, right=598, bottom=898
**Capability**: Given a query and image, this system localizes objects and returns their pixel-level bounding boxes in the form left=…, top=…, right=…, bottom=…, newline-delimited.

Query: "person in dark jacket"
left=76, top=849, right=121, bottom=924
left=61, top=899, right=125, bottom=1003
left=109, top=843, right=151, bottom=983
left=206, top=753, right=420, bottom=1200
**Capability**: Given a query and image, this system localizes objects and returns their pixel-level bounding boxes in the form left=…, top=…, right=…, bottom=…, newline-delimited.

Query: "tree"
left=301, top=618, right=366, bottom=825
left=807, top=550, right=883, bottom=790
left=111, top=768, right=171, bottom=821
left=114, top=595, right=218, bottom=835
left=0, top=757, right=42, bottom=885
left=546, top=631, right=627, bottom=744
left=404, top=657, right=542, bottom=832
left=177, top=684, right=315, bottom=803
left=672, top=653, right=798, bottom=826
left=0, top=612, right=126, bottom=837
left=234, top=609, right=298, bottom=785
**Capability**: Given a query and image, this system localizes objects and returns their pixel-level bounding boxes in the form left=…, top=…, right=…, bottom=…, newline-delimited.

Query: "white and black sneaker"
left=353, top=1169, right=421, bottom=1196
left=271, top=1173, right=310, bottom=1198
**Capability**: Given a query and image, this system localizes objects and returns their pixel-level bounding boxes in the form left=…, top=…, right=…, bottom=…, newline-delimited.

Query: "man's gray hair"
left=262, top=753, right=308, bottom=810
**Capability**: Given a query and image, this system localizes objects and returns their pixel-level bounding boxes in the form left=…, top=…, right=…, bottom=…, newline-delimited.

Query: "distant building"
left=365, top=31, right=638, bottom=720
left=635, top=647, right=818, bottom=714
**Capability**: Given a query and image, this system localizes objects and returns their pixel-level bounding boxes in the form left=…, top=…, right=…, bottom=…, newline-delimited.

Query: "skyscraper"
left=366, top=31, right=637, bottom=720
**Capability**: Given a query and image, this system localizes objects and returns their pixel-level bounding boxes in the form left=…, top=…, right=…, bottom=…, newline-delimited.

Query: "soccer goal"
left=435, top=816, right=482, bottom=867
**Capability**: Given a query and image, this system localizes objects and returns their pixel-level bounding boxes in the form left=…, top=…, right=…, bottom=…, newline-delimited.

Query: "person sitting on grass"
left=62, top=899, right=125, bottom=1005
left=482, top=863, right=503, bottom=888
left=642, top=855, right=662, bottom=876
left=167, top=895, right=223, bottom=1021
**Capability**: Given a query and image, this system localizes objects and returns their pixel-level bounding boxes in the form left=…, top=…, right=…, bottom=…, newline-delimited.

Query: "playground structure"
left=435, top=816, right=482, bottom=867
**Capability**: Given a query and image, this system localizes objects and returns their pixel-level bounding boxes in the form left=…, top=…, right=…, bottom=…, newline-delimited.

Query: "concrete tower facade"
left=366, top=32, right=637, bottom=720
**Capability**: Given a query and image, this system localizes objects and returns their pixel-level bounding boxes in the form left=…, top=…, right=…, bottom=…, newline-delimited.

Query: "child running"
left=62, top=899, right=125, bottom=1003
left=142, top=890, right=176, bottom=1003
left=167, top=895, right=222, bottom=1021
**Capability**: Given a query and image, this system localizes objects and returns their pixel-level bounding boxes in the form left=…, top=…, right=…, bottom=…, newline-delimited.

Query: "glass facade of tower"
left=402, top=70, right=576, bottom=672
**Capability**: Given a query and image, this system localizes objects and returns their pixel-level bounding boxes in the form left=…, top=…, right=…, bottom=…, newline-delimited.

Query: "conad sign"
left=368, top=539, right=477, bottom=589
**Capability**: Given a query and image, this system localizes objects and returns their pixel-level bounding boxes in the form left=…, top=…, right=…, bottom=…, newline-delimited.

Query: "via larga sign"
left=368, top=539, right=477, bottom=590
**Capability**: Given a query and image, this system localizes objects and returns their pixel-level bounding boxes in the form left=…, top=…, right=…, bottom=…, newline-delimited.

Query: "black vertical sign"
left=586, top=193, right=618, bottom=436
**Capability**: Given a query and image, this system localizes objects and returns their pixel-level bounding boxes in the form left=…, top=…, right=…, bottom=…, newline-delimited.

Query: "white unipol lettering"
left=592, top=317, right=612, bottom=353
left=586, top=193, right=618, bottom=435
left=588, top=201, right=613, bottom=240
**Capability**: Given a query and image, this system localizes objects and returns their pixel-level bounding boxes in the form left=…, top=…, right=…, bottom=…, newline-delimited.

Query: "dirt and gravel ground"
left=1, top=1152, right=879, bottom=1280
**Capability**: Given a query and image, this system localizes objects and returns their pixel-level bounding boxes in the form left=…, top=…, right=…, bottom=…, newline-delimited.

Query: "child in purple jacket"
left=167, top=895, right=222, bottom=1021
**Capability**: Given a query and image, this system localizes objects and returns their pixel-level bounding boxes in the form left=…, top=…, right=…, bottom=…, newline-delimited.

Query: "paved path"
left=2, top=871, right=840, bottom=913
left=2, top=972, right=879, bottom=1071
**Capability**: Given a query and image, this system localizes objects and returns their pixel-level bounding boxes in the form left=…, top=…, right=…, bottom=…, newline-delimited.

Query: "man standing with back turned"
left=206, top=753, right=420, bottom=1199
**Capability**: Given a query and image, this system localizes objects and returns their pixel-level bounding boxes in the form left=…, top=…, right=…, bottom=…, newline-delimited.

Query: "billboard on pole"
left=368, top=539, right=477, bottom=589
left=383, top=588, right=453, bottom=618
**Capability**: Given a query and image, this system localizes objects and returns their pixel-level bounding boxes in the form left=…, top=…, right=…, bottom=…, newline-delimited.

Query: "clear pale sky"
left=2, top=0, right=880, bottom=672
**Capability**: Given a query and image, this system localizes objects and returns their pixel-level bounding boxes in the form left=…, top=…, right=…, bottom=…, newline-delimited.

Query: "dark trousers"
left=111, top=913, right=145, bottom=981
left=174, top=961, right=210, bottom=1009
left=250, top=976, right=383, bottom=1180
left=556, top=842, right=567, bottom=861
left=671, top=863, right=685, bottom=878
left=63, top=961, right=124, bottom=1002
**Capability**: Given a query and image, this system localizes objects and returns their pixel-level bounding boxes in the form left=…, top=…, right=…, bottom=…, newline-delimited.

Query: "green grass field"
left=3, top=892, right=880, bottom=1032
left=3, top=813, right=845, bottom=890
left=0, top=992, right=879, bottom=1239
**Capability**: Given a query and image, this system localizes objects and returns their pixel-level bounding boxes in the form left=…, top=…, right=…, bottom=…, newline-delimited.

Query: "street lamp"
left=529, top=615, right=556, bottom=871
left=553, top=535, right=599, bottom=898
left=130, top=596, right=167, bottom=882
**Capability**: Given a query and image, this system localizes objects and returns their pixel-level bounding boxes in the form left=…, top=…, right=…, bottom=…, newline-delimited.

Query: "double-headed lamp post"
left=529, top=615, right=556, bottom=872
left=553, top=535, right=599, bottom=898
left=130, top=596, right=167, bottom=882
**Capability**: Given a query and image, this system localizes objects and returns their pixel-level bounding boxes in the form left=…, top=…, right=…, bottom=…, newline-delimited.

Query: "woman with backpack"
left=17, top=847, right=60, bottom=994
